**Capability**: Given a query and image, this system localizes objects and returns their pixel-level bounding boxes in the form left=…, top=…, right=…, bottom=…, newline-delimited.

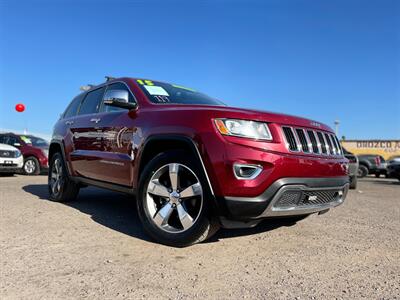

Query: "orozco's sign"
left=355, top=140, right=400, bottom=149
left=341, top=140, right=400, bottom=159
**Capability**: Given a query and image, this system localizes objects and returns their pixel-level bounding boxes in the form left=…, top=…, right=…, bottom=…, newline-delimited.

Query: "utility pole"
left=334, top=120, right=340, bottom=136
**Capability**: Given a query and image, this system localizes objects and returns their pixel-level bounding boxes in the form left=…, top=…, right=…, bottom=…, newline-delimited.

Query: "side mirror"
left=13, top=142, right=21, bottom=147
left=103, top=89, right=137, bottom=110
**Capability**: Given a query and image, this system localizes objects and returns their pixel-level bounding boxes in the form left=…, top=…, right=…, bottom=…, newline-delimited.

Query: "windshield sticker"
left=172, top=84, right=196, bottom=92
left=20, top=136, right=32, bottom=144
left=144, top=85, right=169, bottom=96
left=137, top=79, right=154, bottom=86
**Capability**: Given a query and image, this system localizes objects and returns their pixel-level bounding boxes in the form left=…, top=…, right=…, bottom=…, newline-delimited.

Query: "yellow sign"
left=341, top=140, right=400, bottom=159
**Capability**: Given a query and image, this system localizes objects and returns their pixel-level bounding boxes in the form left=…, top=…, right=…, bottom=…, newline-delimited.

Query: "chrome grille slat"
left=329, top=134, right=338, bottom=155
left=316, top=132, right=327, bottom=154
left=307, top=130, right=319, bottom=154
left=295, top=129, right=310, bottom=152
left=335, top=136, right=342, bottom=155
left=282, top=127, right=299, bottom=151
left=282, top=126, right=343, bottom=157
left=324, top=133, right=333, bottom=155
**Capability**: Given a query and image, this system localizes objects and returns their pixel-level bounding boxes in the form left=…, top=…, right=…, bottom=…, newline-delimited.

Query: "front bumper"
left=223, top=177, right=349, bottom=220
left=0, top=156, right=23, bottom=173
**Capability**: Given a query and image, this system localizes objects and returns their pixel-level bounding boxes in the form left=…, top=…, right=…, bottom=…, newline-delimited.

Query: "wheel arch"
left=48, top=140, right=71, bottom=176
left=136, top=135, right=218, bottom=209
left=358, top=161, right=370, bottom=171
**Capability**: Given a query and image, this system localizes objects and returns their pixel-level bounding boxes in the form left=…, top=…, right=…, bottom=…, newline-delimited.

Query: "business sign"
left=341, top=140, right=400, bottom=159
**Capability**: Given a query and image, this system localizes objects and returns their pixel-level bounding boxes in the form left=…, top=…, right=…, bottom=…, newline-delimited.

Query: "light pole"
left=334, top=120, right=340, bottom=136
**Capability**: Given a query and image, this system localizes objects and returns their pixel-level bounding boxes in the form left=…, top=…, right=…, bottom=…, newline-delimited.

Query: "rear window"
left=64, top=94, right=84, bottom=119
left=135, top=79, right=224, bottom=106
left=78, top=87, right=106, bottom=115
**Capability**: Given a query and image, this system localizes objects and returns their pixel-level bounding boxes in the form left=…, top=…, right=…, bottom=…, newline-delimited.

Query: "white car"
left=0, top=143, right=23, bottom=175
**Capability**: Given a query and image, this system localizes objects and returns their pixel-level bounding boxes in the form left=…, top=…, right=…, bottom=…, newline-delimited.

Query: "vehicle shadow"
left=22, top=184, right=151, bottom=243
left=22, top=184, right=298, bottom=245
left=359, top=178, right=400, bottom=186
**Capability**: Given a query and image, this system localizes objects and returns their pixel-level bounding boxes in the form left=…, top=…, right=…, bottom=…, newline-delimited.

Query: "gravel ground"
left=0, top=175, right=399, bottom=299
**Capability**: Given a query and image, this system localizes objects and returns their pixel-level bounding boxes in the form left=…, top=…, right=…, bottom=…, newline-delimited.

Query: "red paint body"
left=52, top=77, right=348, bottom=200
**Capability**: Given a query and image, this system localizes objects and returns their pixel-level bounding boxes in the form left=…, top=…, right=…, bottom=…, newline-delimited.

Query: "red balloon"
left=15, top=103, right=25, bottom=112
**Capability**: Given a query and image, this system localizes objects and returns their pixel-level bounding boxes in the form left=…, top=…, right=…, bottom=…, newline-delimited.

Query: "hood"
left=152, top=104, right=334, bottom=132
left=0, top=143, right=19, bottom=151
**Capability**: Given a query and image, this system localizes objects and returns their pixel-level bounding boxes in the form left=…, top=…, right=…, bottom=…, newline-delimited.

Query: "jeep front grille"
left=282, top=126, right=342, bottom=156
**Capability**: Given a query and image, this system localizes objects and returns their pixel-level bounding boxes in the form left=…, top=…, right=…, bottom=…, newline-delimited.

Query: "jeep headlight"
left=15, top=150, right=22, bottom=157
left=214, top=119, right=272, bottom=140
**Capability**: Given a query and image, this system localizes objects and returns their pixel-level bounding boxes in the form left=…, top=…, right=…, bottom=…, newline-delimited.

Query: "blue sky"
left=0, top=0, right=399, bottom=139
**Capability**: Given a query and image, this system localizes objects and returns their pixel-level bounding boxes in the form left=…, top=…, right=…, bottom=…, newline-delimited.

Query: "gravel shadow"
left=23, top=184, right=296, bottom=244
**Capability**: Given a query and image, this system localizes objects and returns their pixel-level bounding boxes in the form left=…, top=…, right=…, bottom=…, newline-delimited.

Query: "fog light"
left=233, top=163, right=262, bottom=180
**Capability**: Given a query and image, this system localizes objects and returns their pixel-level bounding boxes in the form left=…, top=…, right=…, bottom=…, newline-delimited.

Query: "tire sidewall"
left=48, top=153, right=66, bottom=201
left=137, top=150, right=212, bottom=247
left=358, top=165, right=368, bottom=178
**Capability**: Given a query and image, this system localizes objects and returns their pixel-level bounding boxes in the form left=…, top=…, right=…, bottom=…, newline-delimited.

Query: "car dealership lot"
left=1, top=175, right=399, bottom=299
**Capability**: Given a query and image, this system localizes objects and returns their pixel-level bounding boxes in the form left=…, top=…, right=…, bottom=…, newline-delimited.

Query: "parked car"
left=343, top=148, right=358, bottom=189
left=48, top=77, right=349, bottom=246
left=357, top=154, right=386, bottom=178
left=386, top=156, right=400, bottom=181
left=0, top=133, right=49, bottom=175
left=0, top=143, right=23, bottom=175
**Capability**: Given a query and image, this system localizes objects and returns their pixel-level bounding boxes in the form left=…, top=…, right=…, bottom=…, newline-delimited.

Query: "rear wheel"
left=48, top=152, right=79, bottom=202
left=357, top=165, right=368, bottom=178
left=137, top=150, right=219, bottom=247
left=23, top=156, right=40, bottom=175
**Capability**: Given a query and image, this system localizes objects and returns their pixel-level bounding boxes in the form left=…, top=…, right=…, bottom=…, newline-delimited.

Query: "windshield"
left=136, top=79, right=225, bottom=106
left=20, top=135, right=49, bottom=148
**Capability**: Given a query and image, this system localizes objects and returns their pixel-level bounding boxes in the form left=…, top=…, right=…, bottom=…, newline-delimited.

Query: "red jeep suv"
left=48, top=77, right=349, bottom=246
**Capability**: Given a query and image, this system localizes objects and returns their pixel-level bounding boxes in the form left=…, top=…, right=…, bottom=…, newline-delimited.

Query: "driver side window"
left=100, top=82, right=135, bottom=113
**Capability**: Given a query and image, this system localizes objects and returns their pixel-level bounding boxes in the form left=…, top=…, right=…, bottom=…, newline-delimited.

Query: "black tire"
left=23, top=156, right=40, bottom=175
left=137, top=150, right=219, bottom=247
left=350, top=175, right=357, bottom=189
left=375, top=173, right=380, bottom=178
left=357, top=165, right=368, bottom=178
left=48, top=152, right=79, bottom=202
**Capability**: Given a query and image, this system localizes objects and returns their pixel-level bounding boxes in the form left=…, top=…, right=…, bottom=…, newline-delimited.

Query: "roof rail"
left=105, top=76, right=115, bottom=82
left=80, top=84, right=95, bottom=92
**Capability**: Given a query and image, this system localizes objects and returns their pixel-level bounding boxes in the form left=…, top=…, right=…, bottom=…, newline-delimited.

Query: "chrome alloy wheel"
left=24, top=159, right=36, bottom=174
left=49, top=158, right=63, bottom=196
left=146, top=163, right=203, bottom=233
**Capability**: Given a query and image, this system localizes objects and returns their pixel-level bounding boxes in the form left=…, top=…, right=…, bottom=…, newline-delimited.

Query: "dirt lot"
left=0, top=175, right=399, bottom=299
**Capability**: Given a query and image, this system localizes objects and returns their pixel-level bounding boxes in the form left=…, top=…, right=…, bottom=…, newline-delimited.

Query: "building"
left=341, top=140, right=400, bottom=160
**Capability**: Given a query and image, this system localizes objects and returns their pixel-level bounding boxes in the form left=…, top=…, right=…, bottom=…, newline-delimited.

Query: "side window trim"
left=76, top=86, right=106, bottom=116
left=99, top=81, right=138, bottom=113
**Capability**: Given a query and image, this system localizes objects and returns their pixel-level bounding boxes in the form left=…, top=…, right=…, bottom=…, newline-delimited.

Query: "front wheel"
left=137, top=150, right=219, bottom=247
left=357, top=165, right=368, bottom=178
left=48, top=152, right=79, bottom=202
left=23, top=156, right=40, bottom=175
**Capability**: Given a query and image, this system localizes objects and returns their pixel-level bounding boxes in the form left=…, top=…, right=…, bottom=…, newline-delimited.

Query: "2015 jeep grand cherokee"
left=49, top=77, right=349, bottom=246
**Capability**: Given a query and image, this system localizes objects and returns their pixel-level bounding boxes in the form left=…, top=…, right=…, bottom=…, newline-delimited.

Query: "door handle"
left=90, top=118, right=101, bottom=124
left=65, top=121, right=74, bottom=125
